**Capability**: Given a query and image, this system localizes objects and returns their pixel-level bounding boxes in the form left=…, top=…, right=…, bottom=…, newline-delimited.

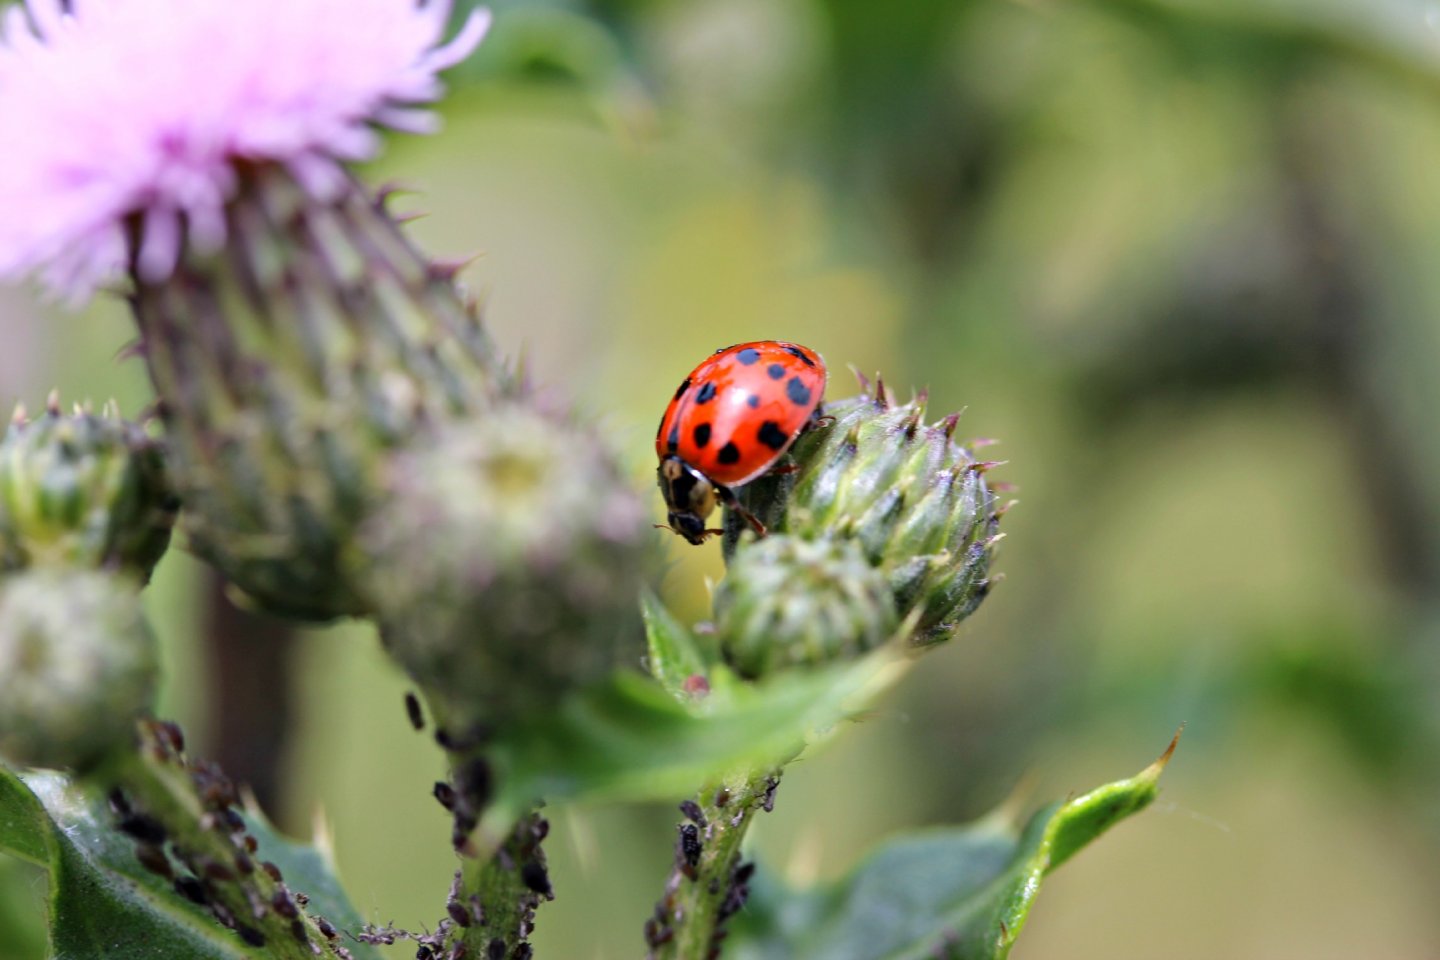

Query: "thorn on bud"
left=10, top=403, right=26, bottom=426
left=374, top=181, right=421, bottom=211
left=45, top=389, right=61, bottom=416
left=426, top=254, right=481, bottom=284
left=115, top=339, right=148, bottom=362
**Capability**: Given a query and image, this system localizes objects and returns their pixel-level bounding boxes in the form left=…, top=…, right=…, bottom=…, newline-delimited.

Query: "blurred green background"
left=5, top=0, right=1440, bottom=956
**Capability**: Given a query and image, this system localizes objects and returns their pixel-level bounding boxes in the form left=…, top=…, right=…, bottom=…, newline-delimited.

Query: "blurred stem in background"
left=203, top=570, right=297, bottom=826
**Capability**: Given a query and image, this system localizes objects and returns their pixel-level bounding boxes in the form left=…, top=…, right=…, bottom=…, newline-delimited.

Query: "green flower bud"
left=364, top=405, right=649, bottom=726
left=713, top=534, right=898, bottom=679
left=0, top=397, right=175, bottom=581
left=737, top=384, right=1006, bottom=647
left=128, top=165, right=507, bottom=621
left=0, top=569, right=158, bottom=771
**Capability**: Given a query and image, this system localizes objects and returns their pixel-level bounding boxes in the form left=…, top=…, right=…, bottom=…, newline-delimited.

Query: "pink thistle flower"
left=0, top=0, right=490, bottom=300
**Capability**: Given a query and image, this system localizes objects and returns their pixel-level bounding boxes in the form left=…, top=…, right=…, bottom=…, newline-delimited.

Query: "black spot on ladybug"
left=783, top=345, right=816, bottom=367
left=746, top=395, right=761, bottom=409
left=757, top=421, right=787, bottom=450
left=767, top=363, right=785, bottom=380
left=692, top=423, right=712, bottom=448
left=717, top=442, right=741, bottom=465
left=695, top=382, right=717, bottom=404
left=736, top=348, right=760, bottom=365
left=667, top=424, right=680, bottom=454
left=786, top=376, right=812, bottom=407
left=673, top=378, right=691, bottom=402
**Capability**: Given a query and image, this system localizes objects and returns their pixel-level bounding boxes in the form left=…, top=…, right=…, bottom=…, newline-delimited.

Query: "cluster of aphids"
left=405, top=693, right=551, bottom=960
left=644, top=777, right=777, bottom=959
left=115, top=720, right=350, bottom=957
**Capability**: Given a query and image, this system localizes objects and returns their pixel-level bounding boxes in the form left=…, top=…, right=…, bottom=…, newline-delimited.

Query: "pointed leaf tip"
left=1144, top=724, right=1184, bottom=781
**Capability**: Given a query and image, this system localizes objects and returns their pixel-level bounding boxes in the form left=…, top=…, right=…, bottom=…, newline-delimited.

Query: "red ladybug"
left=656, top=341, right=827, bottom=544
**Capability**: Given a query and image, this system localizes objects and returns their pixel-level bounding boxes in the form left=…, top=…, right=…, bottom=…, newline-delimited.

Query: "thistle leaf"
left=726, top=731, right=1180, bottom=960
left=0, top=765, right=380, bottom=960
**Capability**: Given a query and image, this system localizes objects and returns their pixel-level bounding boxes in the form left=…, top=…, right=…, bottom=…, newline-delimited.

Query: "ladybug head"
left=658, top=456, right=719, bottom=545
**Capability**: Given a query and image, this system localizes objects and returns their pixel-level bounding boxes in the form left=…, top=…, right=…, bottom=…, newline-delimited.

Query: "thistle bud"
left=738, top=385, right=1005, bottom=648
left=713, top=534, right=898, bottom=679
left=0, top=569, right=158, bottom=771
left=364, top=405, right=649, bottom=726
left=0, top=399, right=175, bottom=581
left=130, top=166, right=507, bottom=620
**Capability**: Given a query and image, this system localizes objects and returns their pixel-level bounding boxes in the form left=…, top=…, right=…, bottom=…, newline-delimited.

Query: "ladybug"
left=656, top=341, right=827, bottom=544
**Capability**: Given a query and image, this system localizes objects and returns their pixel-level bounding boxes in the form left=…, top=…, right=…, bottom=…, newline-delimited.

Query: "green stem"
left=455, top=812, right=551, bottom=958
left=423, top=700, right=552, bottom=958
left=106, top=721, right=346, bottom=959
left=649, top=769, right=779, bottom=960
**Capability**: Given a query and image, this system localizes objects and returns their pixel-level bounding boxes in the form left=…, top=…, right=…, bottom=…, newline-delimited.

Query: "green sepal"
left=727, top=731, right=1180, bottom=960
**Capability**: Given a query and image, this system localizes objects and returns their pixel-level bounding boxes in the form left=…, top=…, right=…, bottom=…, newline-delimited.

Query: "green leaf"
left=0, top=763, right=50, bottom=866
left=240, top=808, right=380, bottom=957
left=483, top=647, right=912, bottom=836
left=728, top=731, right=1181, bottom=960
left=0, top=765, right=381, bottom=960
left=641, top=587, right=710, bottom=698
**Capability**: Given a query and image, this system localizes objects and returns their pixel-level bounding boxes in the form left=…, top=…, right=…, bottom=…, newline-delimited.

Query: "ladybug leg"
left=767, top=463, right=802, bottom=476
left=805, top=405, right=835, bottom=432
left=715, top=484, right=768, bottom=538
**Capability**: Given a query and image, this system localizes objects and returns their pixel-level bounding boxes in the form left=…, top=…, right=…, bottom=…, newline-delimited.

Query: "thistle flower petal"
left=0, top=0, right=490, bottom=300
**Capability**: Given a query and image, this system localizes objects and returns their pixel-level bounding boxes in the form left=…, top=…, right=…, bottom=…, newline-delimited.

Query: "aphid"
left=117, top=813, right=167, bottom=845
left=405, top=692, right=425, bottom=731
left=520, top=860, right=552, bottom=898
left=656, top=341, right=827, bottom=544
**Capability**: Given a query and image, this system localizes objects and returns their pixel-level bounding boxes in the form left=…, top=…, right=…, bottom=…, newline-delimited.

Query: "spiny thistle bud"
left=133, top=166, right=507, bottom=620
left=0, top=397, right=175, bottom=581
left=0, top=0, right=496, bottom=621
left=364, top=406, right=649, bottom=726
left=0, top=569, right=158, bottom=771
left=713, top=534, right=898, bottom=679
left=735, top=380, right=1006, bottom=648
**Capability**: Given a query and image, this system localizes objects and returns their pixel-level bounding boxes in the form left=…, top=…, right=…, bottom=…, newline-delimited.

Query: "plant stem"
left=107, top=721, right=349, bottom=959
left=425, top=708, right=552, bottom=959
left=454, top=811, right=551, bottom=959
left=648, top=768, right=780, bottom=960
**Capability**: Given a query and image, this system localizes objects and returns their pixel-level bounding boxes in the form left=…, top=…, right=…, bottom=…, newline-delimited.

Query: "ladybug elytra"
left=655, top=341, right=827, bottom=544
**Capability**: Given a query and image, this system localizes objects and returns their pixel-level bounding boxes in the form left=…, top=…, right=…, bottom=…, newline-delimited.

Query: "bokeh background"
left=4, top=0, right=1440, bottom=956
